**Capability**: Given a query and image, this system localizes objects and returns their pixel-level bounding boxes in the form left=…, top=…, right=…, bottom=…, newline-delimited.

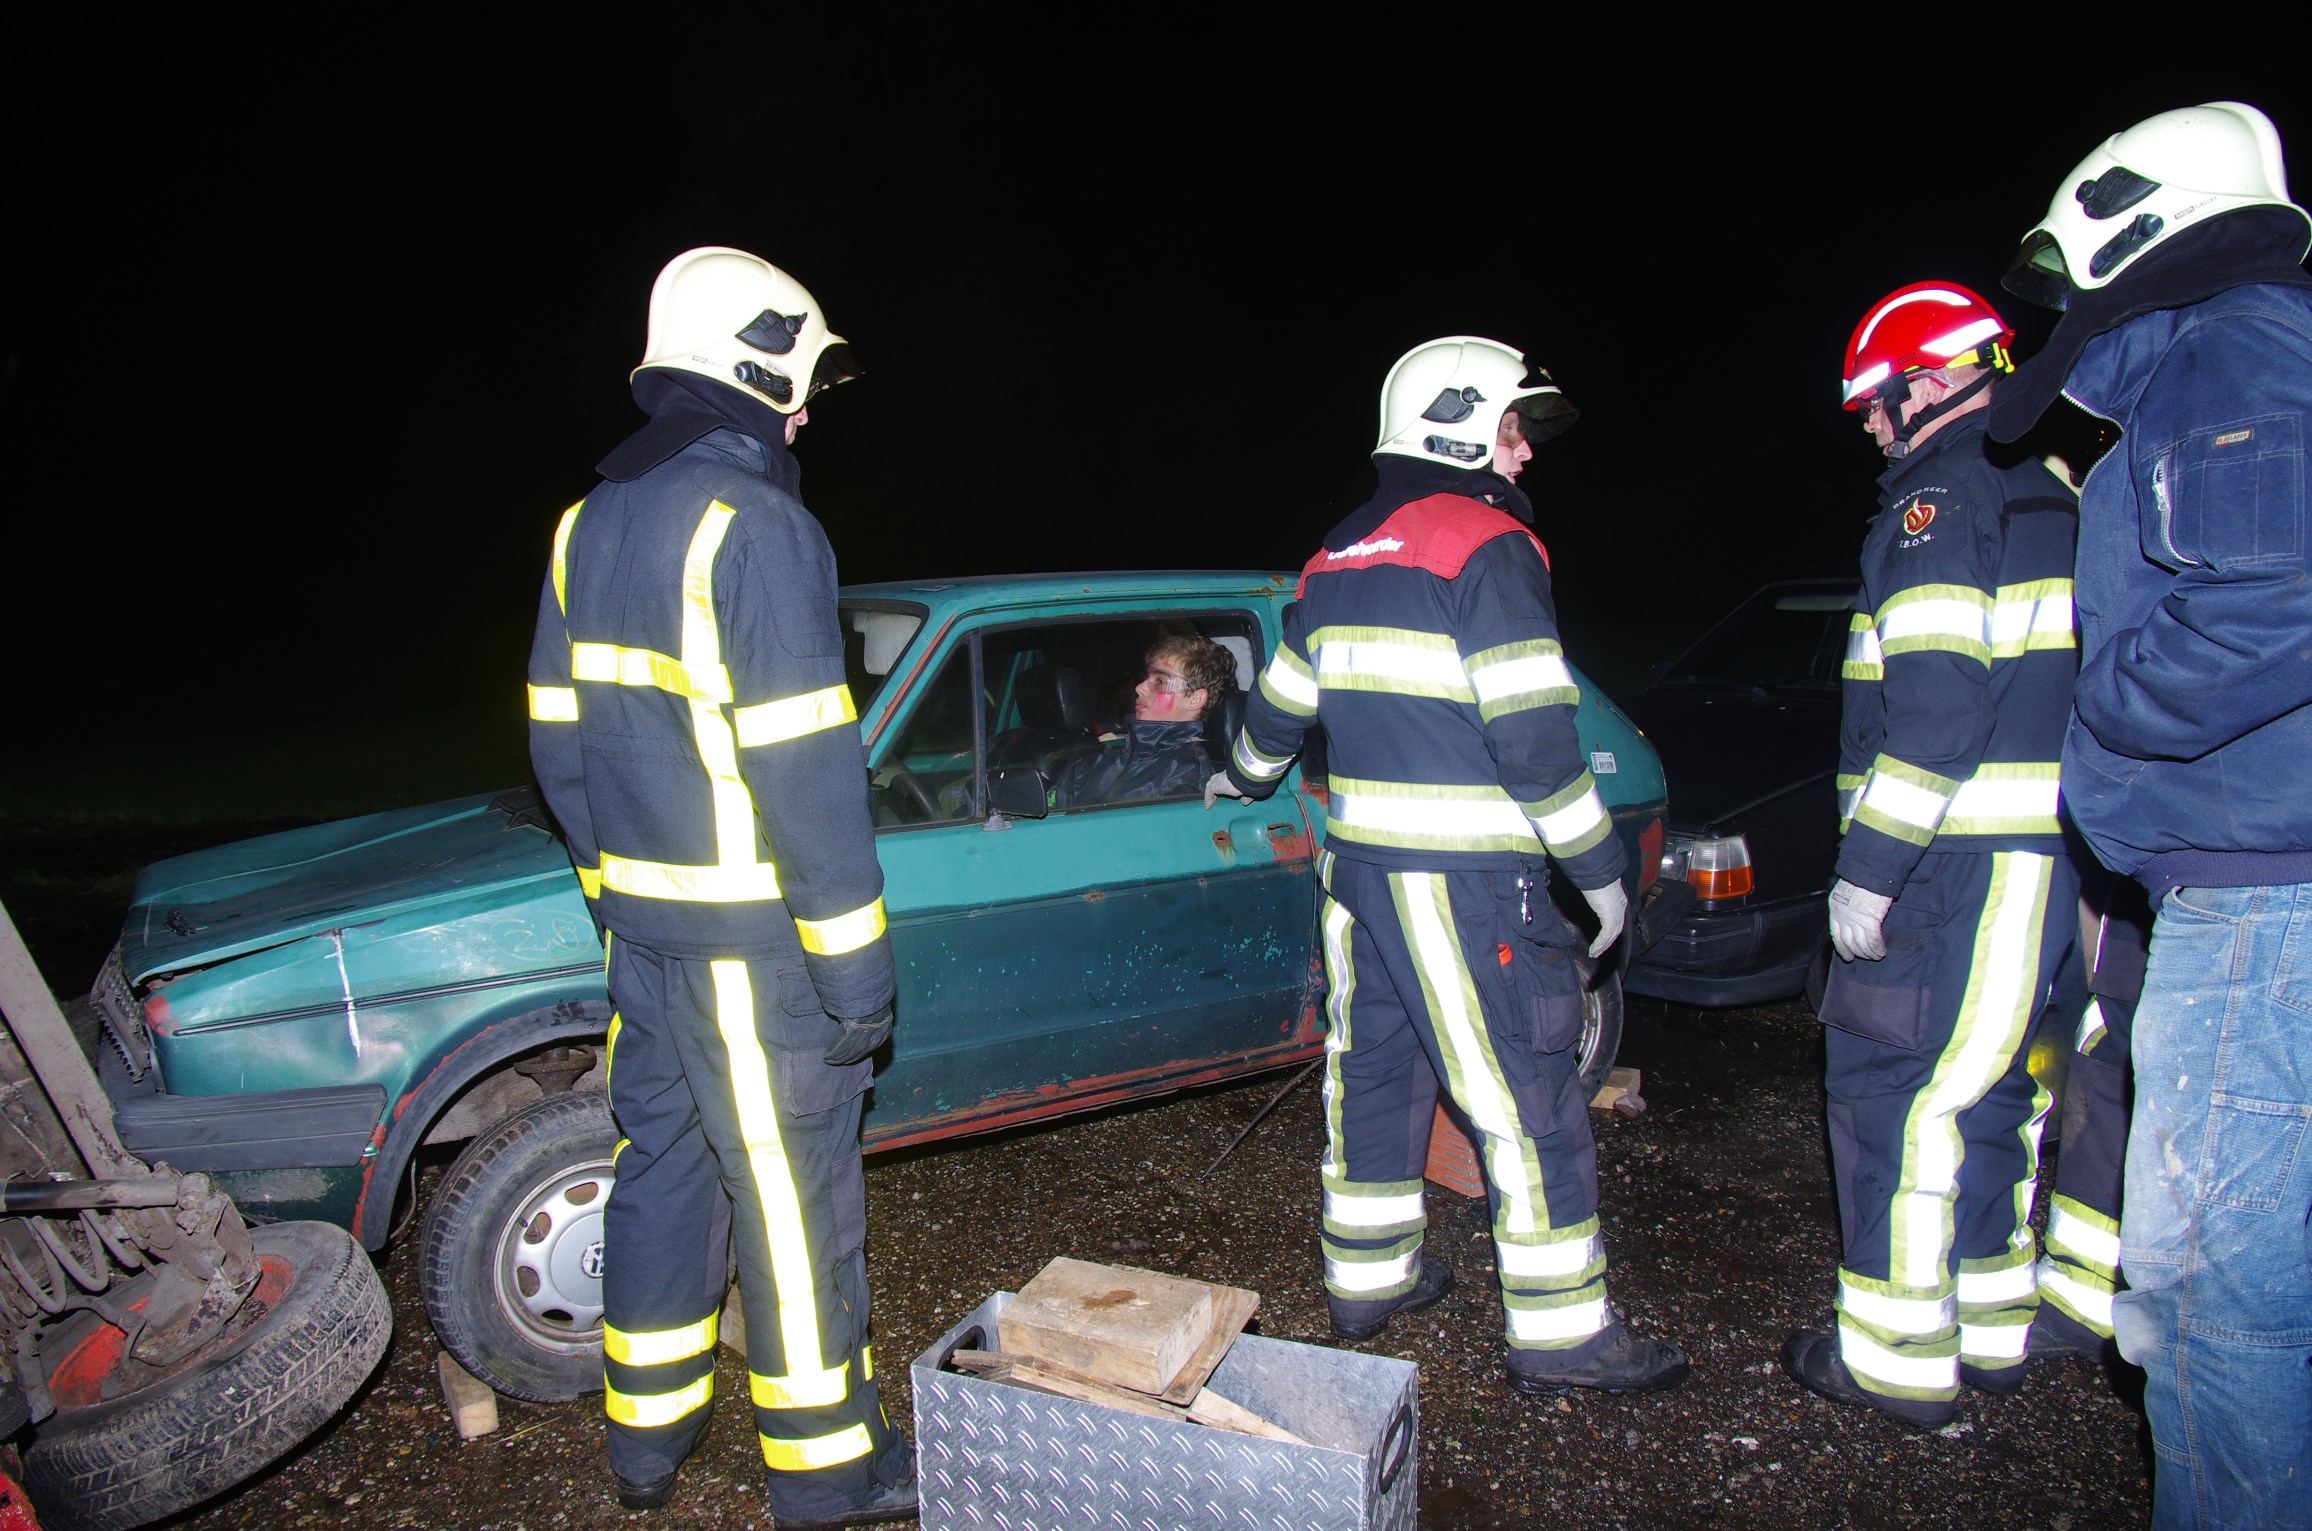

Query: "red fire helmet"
left=1840, top=282, right=2014, bottom=409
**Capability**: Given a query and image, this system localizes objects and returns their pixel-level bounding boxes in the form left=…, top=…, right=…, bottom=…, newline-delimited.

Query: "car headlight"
left=1659, top=832, right=1754, bottom=900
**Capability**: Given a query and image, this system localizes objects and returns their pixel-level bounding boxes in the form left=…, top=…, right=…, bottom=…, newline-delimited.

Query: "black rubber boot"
left=614, top=1471, right=677, bottom=1511
left=1959, top=1357, right=2030, bottom=1395
left=1330, top=1258, right=1457, bottom=1342
left=1507, top=1323, right=1690, bottom=1396
left=777, top=1471, right=920, bottom=1530
left=1780, top=1328, right=1953, bottom=1429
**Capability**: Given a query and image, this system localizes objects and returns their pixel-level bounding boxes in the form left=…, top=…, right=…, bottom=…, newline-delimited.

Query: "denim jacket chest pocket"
left=2145, top=413, right=2305, bottom=570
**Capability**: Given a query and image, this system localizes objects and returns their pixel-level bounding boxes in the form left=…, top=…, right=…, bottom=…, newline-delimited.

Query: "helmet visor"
left=1510, top=390, right=1579, bottom=445
left=2001, top=230, right=2074, bottom=312
left=809, top=341, right=864, bottom=400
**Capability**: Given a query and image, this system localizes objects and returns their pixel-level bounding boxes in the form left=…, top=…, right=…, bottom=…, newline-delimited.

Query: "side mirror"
left=989, top=766, right=1051, bottom=820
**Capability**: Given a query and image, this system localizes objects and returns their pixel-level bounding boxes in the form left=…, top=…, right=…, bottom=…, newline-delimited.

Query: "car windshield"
left=840, top=604, right=926, bottom=712
left=1658, top=586, right=1856, bottom=691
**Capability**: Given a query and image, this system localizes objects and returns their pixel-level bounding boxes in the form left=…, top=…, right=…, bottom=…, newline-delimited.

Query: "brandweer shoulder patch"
left=1902, top=502, right=1936, bottom=537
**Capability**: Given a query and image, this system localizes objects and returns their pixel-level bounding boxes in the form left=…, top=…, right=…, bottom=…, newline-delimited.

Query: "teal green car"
left=90, top=572, right=1666, bottom=1401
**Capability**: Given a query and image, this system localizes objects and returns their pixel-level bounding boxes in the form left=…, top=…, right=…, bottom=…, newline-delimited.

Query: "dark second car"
left=1624, top=579, right=1860, bottom=1008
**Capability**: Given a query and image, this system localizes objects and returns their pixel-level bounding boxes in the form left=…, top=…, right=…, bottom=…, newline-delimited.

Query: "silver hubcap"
left=492, top=1158, right=614, bottom=1355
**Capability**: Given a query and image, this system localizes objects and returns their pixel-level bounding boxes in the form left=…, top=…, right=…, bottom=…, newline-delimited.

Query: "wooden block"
left=436, top=1350, right=499, bottom=1441
left=1188, top=1385, right=1310, bottom=1445
left=996, top=1356, right=1196, bottom=1424
left=1155, top=1282, right=1259, bottom=1405
left=1422, top=1103, right=1485, bottom=1199
left=999, top=1257, right=1218, bottom=1395
left=1589, top=1066, right=1641, bottom=1112
left=719, top=1282, right=748, bottom=1359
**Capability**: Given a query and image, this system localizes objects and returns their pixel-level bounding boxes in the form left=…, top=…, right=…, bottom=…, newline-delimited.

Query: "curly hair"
left=1148, top=634, right=1237, bottom=705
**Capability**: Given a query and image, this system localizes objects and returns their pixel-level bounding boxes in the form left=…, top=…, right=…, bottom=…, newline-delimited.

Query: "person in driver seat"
left=1051, top=635, right=1237, bottom=807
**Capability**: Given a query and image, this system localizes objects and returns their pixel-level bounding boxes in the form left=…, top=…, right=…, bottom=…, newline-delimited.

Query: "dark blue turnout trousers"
left=601, top=937, right=905, bottom=1521
left=1315, top=851, right=1614, bottom=1357
left=2035, top=879, right=2148, bottom=1344
left=1817, top=849, right=2079, bottom=1408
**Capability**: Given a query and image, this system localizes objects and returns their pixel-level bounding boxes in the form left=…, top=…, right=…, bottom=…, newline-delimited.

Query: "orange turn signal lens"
left=1661, top=832, right=1753, bottom=901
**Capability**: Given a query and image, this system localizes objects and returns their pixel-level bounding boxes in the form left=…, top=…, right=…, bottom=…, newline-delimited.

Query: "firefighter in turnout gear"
left=1781, top=283, right=2084, bottom=1430
left=1211, top=336, right=1689, bottom=1396
left=526, top=248, right=915, bottom=1527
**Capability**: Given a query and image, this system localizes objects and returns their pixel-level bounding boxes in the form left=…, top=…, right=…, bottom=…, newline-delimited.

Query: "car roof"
left=841, top=570, right=1300, bottom=616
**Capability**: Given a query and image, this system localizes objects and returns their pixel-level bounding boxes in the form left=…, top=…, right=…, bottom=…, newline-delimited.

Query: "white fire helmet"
left=634, top=247, right=860, bottom=414
left=1374, top=336, right=1578, bottom=467
left=2004, top=101, right=2310, bottom=310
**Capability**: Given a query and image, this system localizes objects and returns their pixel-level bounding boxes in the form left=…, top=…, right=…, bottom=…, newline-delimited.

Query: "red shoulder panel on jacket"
left=1299, top=494, right=1549, bottom=595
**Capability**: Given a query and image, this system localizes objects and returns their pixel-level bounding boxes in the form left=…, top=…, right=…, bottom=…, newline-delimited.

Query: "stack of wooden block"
left=946, top=1256, right=1301, bottom=1442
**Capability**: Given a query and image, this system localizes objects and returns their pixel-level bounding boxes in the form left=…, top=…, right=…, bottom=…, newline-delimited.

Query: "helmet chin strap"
left=1875, top=370, right=1994, bottom=459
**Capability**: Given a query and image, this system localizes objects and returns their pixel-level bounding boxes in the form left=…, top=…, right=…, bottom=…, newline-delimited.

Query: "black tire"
left=1575, top=961, right=1625, bottom=1102
left=22, top=1220, right=390, bottom=1531
left=419, top=1090, right=616, bottom=1404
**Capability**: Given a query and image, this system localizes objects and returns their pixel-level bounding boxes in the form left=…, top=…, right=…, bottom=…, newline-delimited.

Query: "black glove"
left=822, top=1002, right=894, bottom=1066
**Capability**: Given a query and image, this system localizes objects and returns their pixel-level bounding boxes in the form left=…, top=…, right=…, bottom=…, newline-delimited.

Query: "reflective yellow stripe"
left=750, top=1360, right=851, bottom=1409
left=569, top=641, right=734, bottom=703
left=861, top=1344, right=873, bottom=1383
left=604, top=1372, right=713, bottom=1427
left=576, top=864, right=603, bottom=898
left=599, top=854, right=781, bottom=903
left=551, top=503, right=581, bottom=616
left=682, top=504, right=765, bottom=879
left=528, top=684, right=579, bottom=722
left=734, top=684, right=858, bottom=748
left=1309, top=624, right=1473, bottom=702
left=761, top=1422, right=874, bottom=1472
left=605, top=1313, right=718, bottom=1367
left=712, top=962, right=832, bottom=1398
left=605, top=1010, right=620, bottom=1094
left=795, top=898, right=886, bottom=956
left=1326, top=774, right=1541, bottom=854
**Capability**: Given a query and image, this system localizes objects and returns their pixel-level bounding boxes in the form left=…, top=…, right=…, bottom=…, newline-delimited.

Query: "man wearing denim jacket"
left=1992, top=102, right=2312, bottom=1530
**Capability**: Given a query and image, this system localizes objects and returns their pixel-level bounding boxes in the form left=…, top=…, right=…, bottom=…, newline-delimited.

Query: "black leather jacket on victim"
left=1051, top=719, right=1213, bottom=807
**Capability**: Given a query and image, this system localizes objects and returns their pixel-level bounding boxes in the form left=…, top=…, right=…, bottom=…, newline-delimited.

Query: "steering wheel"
left=882, top=767, right=941, bottom=821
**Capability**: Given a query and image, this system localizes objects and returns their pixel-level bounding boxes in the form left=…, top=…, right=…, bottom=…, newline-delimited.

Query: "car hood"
left=122, top=791, right=576, bottom=982
left=1622, top=688, right=1839, bottom=829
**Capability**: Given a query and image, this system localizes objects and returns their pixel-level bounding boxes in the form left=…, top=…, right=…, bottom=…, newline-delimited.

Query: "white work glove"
left=1203, top=770, right=1247, bottom=810
left=1580, top=882, right=1628, bottom=958
left=1828, top=878, right=1893, bottom=963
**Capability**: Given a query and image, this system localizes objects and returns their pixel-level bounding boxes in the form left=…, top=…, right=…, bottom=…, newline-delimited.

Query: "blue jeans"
left=2112, top=883, right=2312, bottom=1531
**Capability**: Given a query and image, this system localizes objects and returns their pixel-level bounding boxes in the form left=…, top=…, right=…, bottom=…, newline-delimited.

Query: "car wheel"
left=418, top=1091, right=615, bottom=1404
left=22, top=1221, right=390, bottom=1531
left=1574, top=961, right=1625, bottom=1102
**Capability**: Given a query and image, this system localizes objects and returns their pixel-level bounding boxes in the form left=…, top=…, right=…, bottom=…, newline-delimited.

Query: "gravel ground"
left=150, top=991, right=2150, bottom=1531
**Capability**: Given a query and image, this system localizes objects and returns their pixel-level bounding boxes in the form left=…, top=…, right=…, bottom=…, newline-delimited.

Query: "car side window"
left=872, top=646, right=978, bottom=828
left=873, top=610, right=1263, bottom=828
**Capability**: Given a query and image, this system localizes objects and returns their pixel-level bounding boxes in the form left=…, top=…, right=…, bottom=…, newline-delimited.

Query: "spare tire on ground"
left=22, top=1220, right=390, bottom=1531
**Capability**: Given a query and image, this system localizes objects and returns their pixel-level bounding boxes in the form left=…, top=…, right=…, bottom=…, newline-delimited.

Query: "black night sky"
left=4, top=20, right=2302, bottom=741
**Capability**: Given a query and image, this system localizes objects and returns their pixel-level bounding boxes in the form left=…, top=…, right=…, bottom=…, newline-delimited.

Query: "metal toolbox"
left=911, top=1291, right=1419, bottom=1531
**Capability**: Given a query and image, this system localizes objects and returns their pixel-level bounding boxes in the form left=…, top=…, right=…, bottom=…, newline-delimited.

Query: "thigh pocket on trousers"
left=1818, top=948, right=1934, bottom=1051
left=761, top=963, right=872, bottom=1115
left=2205, top=1093, right=2310, bottom=1213
left=1461, top=873, right=1586, bottom=1055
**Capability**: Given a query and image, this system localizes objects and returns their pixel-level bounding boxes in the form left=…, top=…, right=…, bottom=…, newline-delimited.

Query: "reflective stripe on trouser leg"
left=1316, top=877, right=1437, bottom=1312
left=1318, top=855, right=1608, bottom=1350
left=614, top=941, right=901, bottom=1520
left=601, top=940, right=732, bottom=1481
left=1826, top=851, right=2071, bottom=1403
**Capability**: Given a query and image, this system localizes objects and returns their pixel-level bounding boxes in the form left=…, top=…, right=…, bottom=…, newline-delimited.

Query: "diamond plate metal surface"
left=913, top=1294, right=1418, bottom=1531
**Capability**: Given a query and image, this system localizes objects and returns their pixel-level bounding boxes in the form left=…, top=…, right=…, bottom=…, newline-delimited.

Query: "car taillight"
left=1660, top=832, right=1754, bottom=900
